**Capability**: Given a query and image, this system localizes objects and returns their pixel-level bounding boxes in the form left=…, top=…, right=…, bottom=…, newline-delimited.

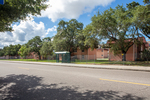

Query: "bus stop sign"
left=0, top=0, right=4, bottom=5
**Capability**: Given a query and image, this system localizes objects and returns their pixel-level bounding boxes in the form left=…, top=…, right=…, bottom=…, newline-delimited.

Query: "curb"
left=1, top=61, right=150, bottom=72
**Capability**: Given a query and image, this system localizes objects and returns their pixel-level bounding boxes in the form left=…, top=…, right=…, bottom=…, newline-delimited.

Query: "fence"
left=0, top=56, right=21, bottom=59
left=0, top=53, right=149, bottom=66
left=109, top=53, right=150, bottom=61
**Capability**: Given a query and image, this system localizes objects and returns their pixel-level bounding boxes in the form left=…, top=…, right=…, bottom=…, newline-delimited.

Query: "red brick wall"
left=96, top=49, right=103, bottom=59
left=96, top=49, right=109, bottom=59
left=104, top=49, right=108, bottom=58
left=109, top=49, right=122, bottom=61
left=88, top=48, right=96, bottom=60
left=126, top=45, right=134, bottom=61
left=73, top=48, right=88, bottom=59
left=109, top=44, right=136, bottom=61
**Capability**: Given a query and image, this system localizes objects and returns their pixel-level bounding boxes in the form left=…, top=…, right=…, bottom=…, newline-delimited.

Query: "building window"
left=82, top=55, right=84, bottom=59
left=82, top=50, right=84, bottom=52
left=101, top=54, right=103, bottom=56
left=102, top=50, right=103, bottom=52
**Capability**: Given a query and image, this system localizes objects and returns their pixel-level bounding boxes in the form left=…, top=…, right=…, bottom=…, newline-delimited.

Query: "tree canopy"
left=0, top=0, right=48, bottom=32
left=40, top=40, right=53, bottom=58
left=40, top=37, right=53, bottom=58
left=0, top=44, right=21, bottom=56
left=53, top=19, right=87, bottom=53
left=84, top=1, right=148, bottom=61
left=26, top=36, right=42, bottom=59
left=130, top=1, right=150, bottom=39
left=18, top=45, right=29, bottom=58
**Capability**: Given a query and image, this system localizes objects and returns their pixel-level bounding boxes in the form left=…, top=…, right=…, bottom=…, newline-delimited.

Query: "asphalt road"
left=0, top=61, right=150, bottom=100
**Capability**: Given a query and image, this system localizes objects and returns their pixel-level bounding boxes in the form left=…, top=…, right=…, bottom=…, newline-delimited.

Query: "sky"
left=0, top=0, right=149, bottom=48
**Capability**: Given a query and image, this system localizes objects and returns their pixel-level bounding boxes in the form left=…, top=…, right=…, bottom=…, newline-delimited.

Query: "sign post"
left=0, top=0, right=4, bottom=5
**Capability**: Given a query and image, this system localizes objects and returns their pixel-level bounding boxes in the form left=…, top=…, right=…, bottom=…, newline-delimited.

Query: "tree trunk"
left=122, top=52, right=126, bottom=61
left=39, top=54, right=41, bottom=60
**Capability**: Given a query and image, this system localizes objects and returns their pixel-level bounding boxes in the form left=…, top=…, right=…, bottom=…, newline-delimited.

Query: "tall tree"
left=2, top=44, right=21, bottom=57
left=84, top=2, right=143, bottom=61
left=18, top=45, right=29, bottom=58
left=0, top=49, right=4, bottom=56
left=0, top=0, right=48, bottom=32
left=26, top=36, right=42, bottom=59
left=53, top=19, right=86, bottom=54
left=40, top=41, right=53, bottom=59
left=131, top=1, right=150, bottom=39
left=40, top=37, right=53, bottom=59
left=83, top=24, right=99, bottom=50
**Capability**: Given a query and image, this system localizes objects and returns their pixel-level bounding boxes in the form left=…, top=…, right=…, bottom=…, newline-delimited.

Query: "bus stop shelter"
left=55, top=51, right=70, bottom=63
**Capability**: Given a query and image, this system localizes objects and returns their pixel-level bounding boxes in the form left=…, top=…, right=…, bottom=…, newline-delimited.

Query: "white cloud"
left=0, top=19, right=57, bottom=48
left=40, top=0, right=115, bottom=22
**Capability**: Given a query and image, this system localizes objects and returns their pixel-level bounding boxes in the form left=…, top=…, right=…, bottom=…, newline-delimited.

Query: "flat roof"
left=55, top=51, right=70, bottom=54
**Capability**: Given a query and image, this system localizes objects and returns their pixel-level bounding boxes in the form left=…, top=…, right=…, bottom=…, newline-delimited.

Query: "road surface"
left=0, top=61, right=150, bottom=100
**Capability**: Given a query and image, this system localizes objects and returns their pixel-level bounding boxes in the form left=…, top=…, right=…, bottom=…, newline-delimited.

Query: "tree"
left=3, top=44, right=21, bottom=57
left=0, top=0, right=48, bottom=32
left=14, top=44, right=21, bottom=56
left=18, top=45, right=29, bottom=58
left=40, top=37, right=53, bottom=59
left=26, top=36, right=42, bottom=59
left=142, top=49, right=150, bottom=62
left=143, top=0, right=150, bottom=4
left=40, top=41, right=53, bottom=59
left=0, top=49, right=4, bottom=56
left=131, top=1, right=150, bottom=39
left=42, top=37, right=51, bottom=42
left=83, top=24, right=99, bottom=50
left=53, top=19, right=86, bottom=54
left=84, top=2, right=143, bottom=61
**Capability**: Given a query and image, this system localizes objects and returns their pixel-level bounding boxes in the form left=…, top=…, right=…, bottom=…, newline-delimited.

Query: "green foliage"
left=83, top=24, right=99, bottom=50
left=18, top=37, right=53, bottom=59
left=40, top=40, right=53, bottom=58
left=142, top=49, right=150, bottom=61
left=0, top=0, right=48, bottom=32
left=26, top=36, right=42, bottom=59
left=18, top=45, right=29, bottom=58
left=130, top=1, right=150, bottom=38
left=0, top=49, right=4, bottom=56
left=84, top=1, right=148, bottom=61
left=42, top=37, right=51, bottom=42
left=2, top=44, right=21, bottom=56
left=143, top=0, right=150, bottom=4
left=53, top=19, right=86, bottom=53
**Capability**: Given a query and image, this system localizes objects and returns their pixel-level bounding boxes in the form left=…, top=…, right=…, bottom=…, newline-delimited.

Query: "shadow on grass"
left=0, top=74, right=145, bottom=100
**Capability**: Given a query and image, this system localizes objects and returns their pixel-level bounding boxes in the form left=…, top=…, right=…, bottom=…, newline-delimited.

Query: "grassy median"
left=74, top=60, right=150, bottom=66
left=0, top=59, right=56, bottom=63
left=0, top=59, right=150, bottom=66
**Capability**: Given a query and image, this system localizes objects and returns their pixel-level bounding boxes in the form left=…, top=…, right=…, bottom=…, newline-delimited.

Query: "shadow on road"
left=0, top=74, right=145, bottom=100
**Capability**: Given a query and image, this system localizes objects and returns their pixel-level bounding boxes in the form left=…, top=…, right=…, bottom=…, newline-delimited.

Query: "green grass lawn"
left=0, top=59, right=56, bottom=63
left=0, top=59, right=150, bottom=66
left=73, top=59, right=150, bottom=66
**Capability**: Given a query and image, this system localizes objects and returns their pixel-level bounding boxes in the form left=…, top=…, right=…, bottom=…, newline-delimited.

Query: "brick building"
left=71, top=47, right=109, bottom=60
left=108, top=37, right=149, bottom=61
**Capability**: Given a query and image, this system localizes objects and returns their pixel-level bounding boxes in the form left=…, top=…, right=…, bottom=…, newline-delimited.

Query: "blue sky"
left=0, top=0, right=149, bottom=48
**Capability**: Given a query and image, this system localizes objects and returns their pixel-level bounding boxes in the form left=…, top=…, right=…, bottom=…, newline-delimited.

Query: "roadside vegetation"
left=0, top=0, right=150, bottom=64
left=0, top=59, right=56, bottom=63
left=0, top=59, right=150, bottom=66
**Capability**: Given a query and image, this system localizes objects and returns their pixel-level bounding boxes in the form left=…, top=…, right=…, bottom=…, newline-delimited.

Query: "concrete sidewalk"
left=1, top=60, right=150, bottom=72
